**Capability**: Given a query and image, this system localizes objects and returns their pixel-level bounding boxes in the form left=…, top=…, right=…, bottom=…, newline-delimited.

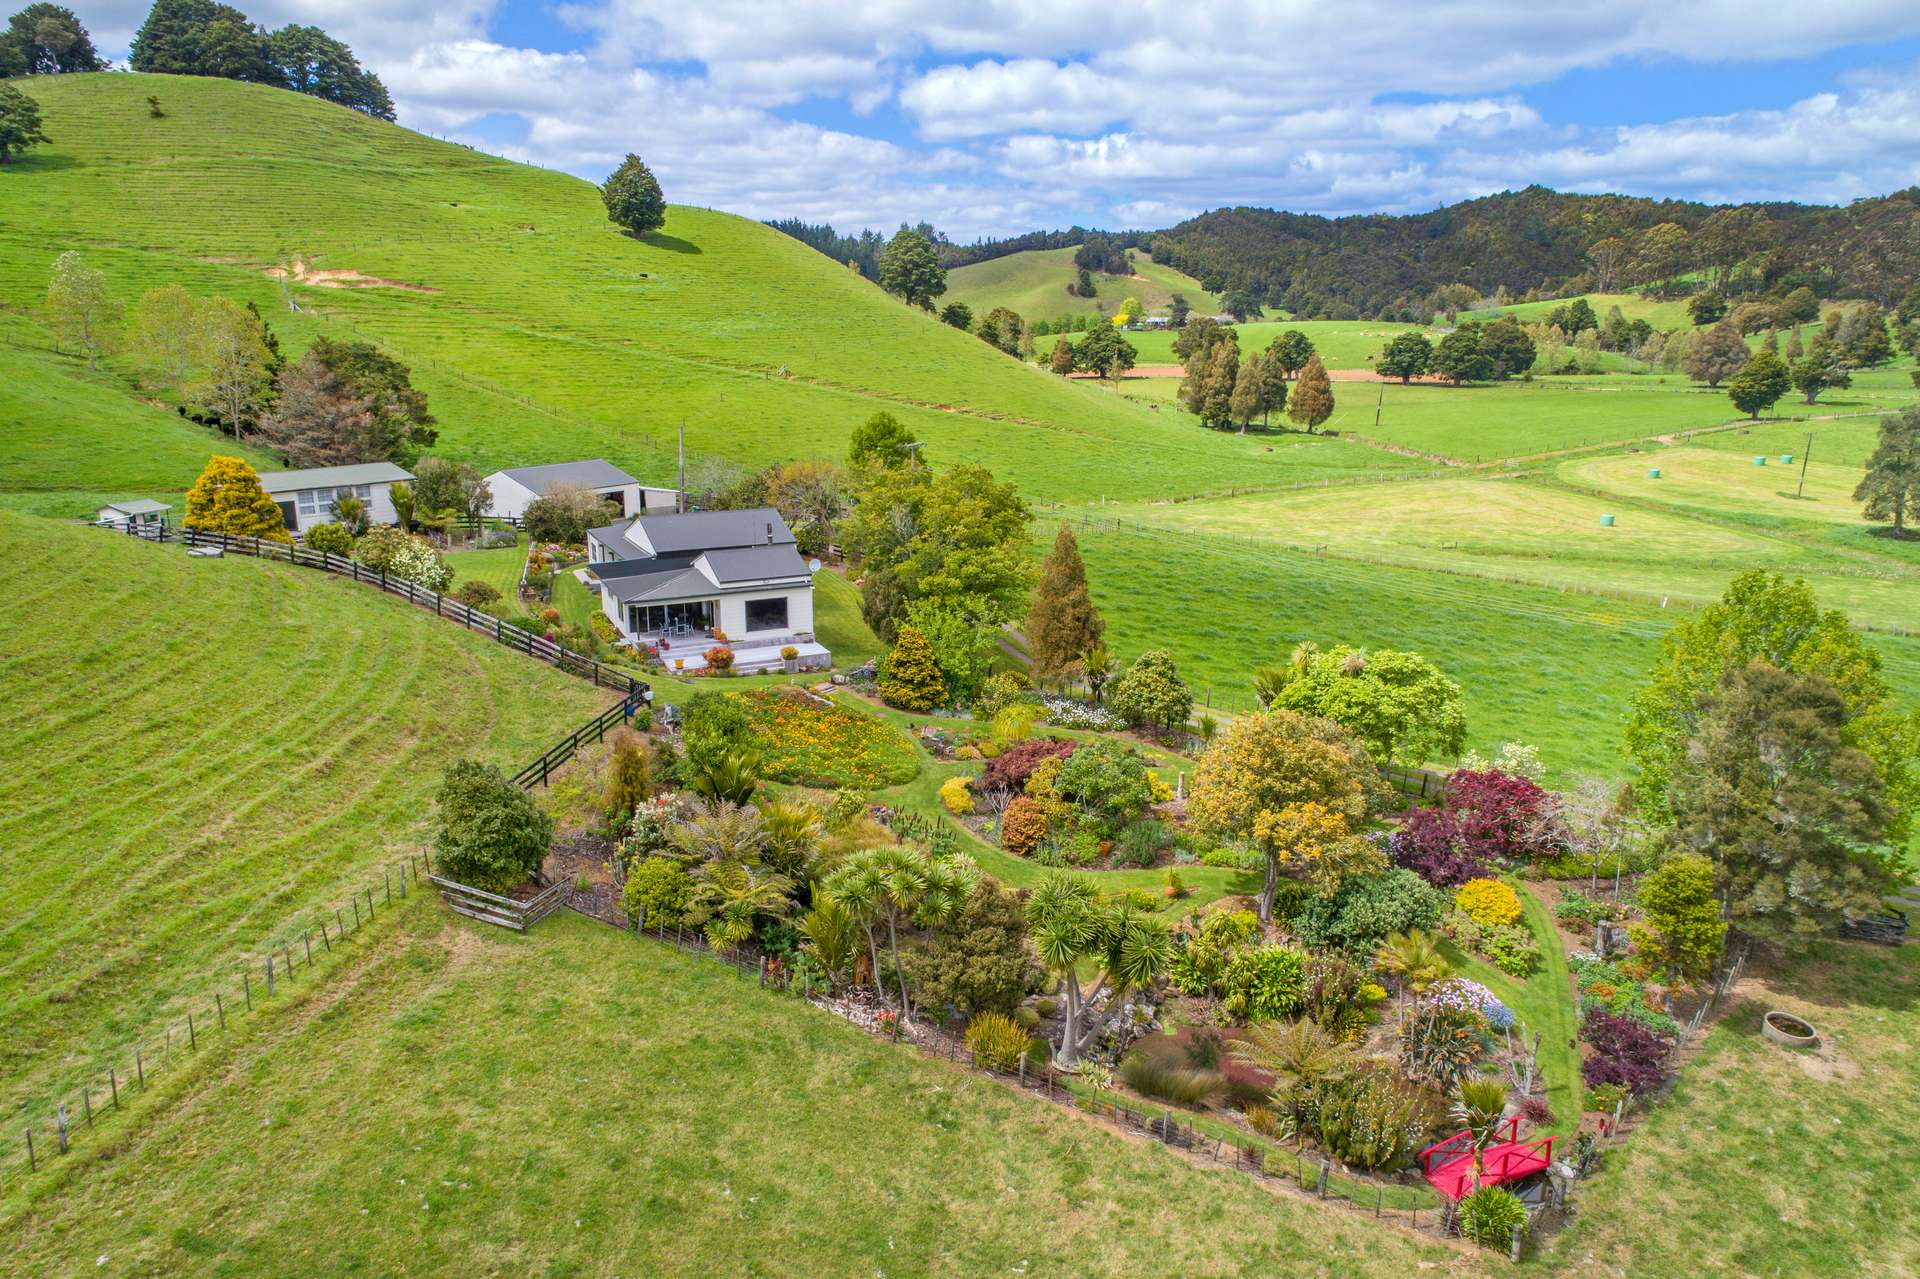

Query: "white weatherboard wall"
left=484, top=473, right=541, bottom=520
left=718, top=587, right=814, bottom=639
left=289, top=482, right=400, bottom=535
left=487, top=473, right=649, bottom=520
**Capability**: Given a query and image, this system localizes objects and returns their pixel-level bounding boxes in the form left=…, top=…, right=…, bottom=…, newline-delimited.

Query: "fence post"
left=385, top=867, right=392, bottom=905
left=1510, top=1222, right=1523, bottom=1263
left=55, top=1106, right=68, bottom=1154
left=304, top=931, right=313, bottom=965
left=136, top=1049, right=144, bottom=1088
left=244, top=971, right=252, bottom=1010
left=109, top=1069, right=119, bottom=1109
left=216, top=992, right=225, bottom=1030
left=24, top=1129, right=34, bottom=1172
left=266, top=954, right=275, bottom=997
left=83, top=1089, right=93, bottom=1128
left=188, top=1011, right=196, bottom=1051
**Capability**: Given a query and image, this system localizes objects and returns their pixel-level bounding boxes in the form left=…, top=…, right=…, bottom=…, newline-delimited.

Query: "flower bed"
left=735, top=690, right=919, bottom=790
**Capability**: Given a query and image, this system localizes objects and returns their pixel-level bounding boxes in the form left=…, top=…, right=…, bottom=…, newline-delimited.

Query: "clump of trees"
left=257, top=336, right=435, bottom=464
left=433, top=760, right=553, bottom=892
left=2, top=4, right=105, bottom=76
left=129, top=0, right=394, bottom=119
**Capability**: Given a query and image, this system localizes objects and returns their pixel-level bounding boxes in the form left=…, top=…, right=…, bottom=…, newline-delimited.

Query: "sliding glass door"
left=628, top=599, right=717, bottom=636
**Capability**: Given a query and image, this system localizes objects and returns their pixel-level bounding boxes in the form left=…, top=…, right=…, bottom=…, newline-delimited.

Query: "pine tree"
left=1198, top=341, right=1237, bottom=427
left=1049, top=336, right=1075, bottom=375
left=1229, top=353, right=1262, bottom=431
left=1024, top=523, right=1104, bottom=685
left=601, top=154, right=666, bottom=236
left=1785, top=327, right=1804, bottom=361
left=183, top=455, right=291, bottom=542
left=1288, top=354, right=1335, bottom=432
left=1257, top=348, right=1289, bottom=425
left=879, top=625, right=946, bottom=711
left=1856, top=405, right=1919, bottom=538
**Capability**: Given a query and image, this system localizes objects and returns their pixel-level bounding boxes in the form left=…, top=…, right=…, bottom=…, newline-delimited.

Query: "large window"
left=295, top=484, right=373, bottom=517
left=629, top=600, right=716, bottom=635
left=745, top=596, right=789, bottom=633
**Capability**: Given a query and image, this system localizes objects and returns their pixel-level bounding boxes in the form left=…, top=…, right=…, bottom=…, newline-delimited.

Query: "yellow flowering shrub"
left=1455, top=877, right=1522, bottom=928
left=939, top=775, right=974, bottom=815
left=1147, top=770, right=1174, bottom=804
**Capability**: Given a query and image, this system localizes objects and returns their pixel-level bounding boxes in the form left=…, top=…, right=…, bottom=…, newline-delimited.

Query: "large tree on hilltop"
left=130, top=0, right=272, bottom=82
left=601, top=153, right=666, bottom=236
left=878, top=228, right=946, bottom=310
left=6, top=4, right=106, bottom=73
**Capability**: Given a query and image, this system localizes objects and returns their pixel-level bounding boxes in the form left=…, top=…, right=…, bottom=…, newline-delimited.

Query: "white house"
left=586, top=507, right=830, bottom=673
left=96, top=499, right=171, bottom=530
left=257, top=462, right=414, bottom=536
left=483, top=459, right=676, bottom=522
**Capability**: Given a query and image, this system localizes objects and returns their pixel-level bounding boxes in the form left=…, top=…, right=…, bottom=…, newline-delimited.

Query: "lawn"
left=443, top=531, right=526, bottom=602
left=943, top=244, right=1222, bottom=322
left=1535, top=939, right=1920, bottom=1278
left=0, top=905, right=1470, bottom=1278
left=0, top=512, right=608, bottom=1123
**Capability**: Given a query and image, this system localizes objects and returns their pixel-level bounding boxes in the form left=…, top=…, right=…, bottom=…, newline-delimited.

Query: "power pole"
left=1795, top=431, right=1813, bottom=500
left=677, top=420, right=686, bottom=514
left=1373, top=379, right=1385, bottom=433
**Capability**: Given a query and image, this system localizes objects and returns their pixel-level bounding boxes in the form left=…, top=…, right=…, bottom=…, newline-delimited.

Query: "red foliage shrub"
left=1579, top=1009, right=1673, bottom=1094
left=705, top=645, right=735, bottom=672
left=1518, top=1095, right=1554, bottom=1126
left=981, top=737, right=1077, bottom=793
left=1389, top=807, right=1490, bottom=887
left=1000, top=796, right=1049, bottom=857
left=1445, top=769, right=1554, bottom=862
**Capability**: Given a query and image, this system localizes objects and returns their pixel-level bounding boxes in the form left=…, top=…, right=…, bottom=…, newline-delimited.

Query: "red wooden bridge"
left=1418, top=1117, right=1554, bottom=1201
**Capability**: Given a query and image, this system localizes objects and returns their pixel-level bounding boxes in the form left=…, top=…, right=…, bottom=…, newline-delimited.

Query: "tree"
left=1272, top=329, right=1315, bottom=378
left=1430, top=327, right=1492, bottom=385
left=1221, top=289, right=1263, bottom=322
left=1481, top=317, right=1536, bottom=379
left=890, top=463, right=1033, bottom=623
left=1633, top=222, right=1690, bottom=283
left=1726, top=348, right=1790, bottom=418
left=879, top=624, right=945, bottom=711
left=1779, top=286, right=1820, bottom=325
left=1684, top=321, right=1748, bottom=387
left=1025, top=523, right=1104, bottom=685
left=905, top=879, right=1039, bottom=1018
left=1048, top=336, right=1076, bottom=375
left=878, top=228, right=945, bottom=310
left=1672, top=660, right=1893, bottom=943
left=1790, top=336, right=1851, bottom=404
left=1856, top=405, right=1920, bottom=538
left=1026, top=870, right=1173, bottom=1065
left=1108, top=648, right=1192, bottom=730
left=183, top=454, right=289, bottom=541
left=1687, top=290, right=1727, bottom=326
left=524, top=481, right=613, bottom=544
left=600, top=153, right=666, bottom=236
left=1631, top=853, right=1724, bottom=981
left=693, top=861, right=794, bottom=954
left=1586, top=237, right=1629, bottom=292
left=847, top=410, right=919, bottom=469
left=1272, top=644, right=1466, bottom=766
left=1836, top=305, right=1894, bottom=367
left=409, top=457, right=469, bottom=517
left=1192, top=339, right=1238, bottom=427
left=902, top=598, right=997, bottom=706
left=1378, top=332, right=1432, bottom=383
left=1075, top=324, right=1136, bottom=381
left=197, top=298, right=272, bottom=436
left=130, top=0, right=271, bottom=81
left=977, top=306, right=1024, bottom=355
left=1550, top=297, right=1598, bottom=335
left=433, top=760, right=553, bottom=892
left=762, top=459, right=847, bottom=556
left=6, top=4, right=105, bottom=73
left=1229, top=353, right=1263, bottom=431
left=939, top=301, right=972, bottom=330
left=1168, top=293, right=1191, bottom=328
left=256, top=353, right=374, bottom=466
left=131, top=284, right=206, bottom=398
left=45, top=250, right=114, bottom=368
left=1626, top=569, right=1915, bottom=832
left=267, top=23, right=392, bottom=119
left=822, top=847, right=972, bottom=1018
left=1115, top=295, right=1145, bottom=327
left=1187, top=710, right=1384, bottom=919
left=1288, top=354, right=1334, bottom=431
left=302, top=337, right=436, bottom=464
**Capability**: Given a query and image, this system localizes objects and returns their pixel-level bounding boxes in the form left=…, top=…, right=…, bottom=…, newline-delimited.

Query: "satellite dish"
left=808, top=558, right=823, bottom=573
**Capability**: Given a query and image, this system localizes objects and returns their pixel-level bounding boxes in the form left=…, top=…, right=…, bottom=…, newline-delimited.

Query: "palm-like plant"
left=1083, top=643, right=1113, bottom=703
left=667, top=798, right=767, bottom=867
left=1230, top=1018, right=1357, bottom=1145
left=1374, top=929, right=1450, bottom=995
left=821, top=846, right=974, bottom=1019
left=1027, top=870, right=1175, bottom=1066
left=798, top=891, right=856, bottom=989
left=690, top=749, right=761, bottom=806
left=760, top=800, right=824, bottom=880
left=694, top=861, right=794, bottom=953
left=1451, top=1079, right=1509, bottom=1189
left=1250, top=665, right=1291, bottom=709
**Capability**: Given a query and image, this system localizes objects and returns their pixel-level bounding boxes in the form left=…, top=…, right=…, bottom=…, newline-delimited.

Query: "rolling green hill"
left=943, top=245, right=1222, bottom=323
left=0, top=74, right=1391, bottom=510
left=0, top=512, right=606, bottom=1122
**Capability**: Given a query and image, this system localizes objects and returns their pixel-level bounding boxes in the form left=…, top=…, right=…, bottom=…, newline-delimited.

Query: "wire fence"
left=5, top=855, right=429, bottom=1194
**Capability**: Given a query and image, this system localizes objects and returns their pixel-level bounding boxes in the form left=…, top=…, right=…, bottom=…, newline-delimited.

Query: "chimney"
left=765, top=521, right=773, bottom=545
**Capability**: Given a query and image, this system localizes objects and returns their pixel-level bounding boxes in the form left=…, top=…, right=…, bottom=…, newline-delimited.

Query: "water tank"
left=1753, top=456, right=1768, bottom=466
left=1599, top=513, right=1617, bottom=527
left=1647, top=468, right=1661, bottom=478
left=1780, top=454, right=1794, bottom=464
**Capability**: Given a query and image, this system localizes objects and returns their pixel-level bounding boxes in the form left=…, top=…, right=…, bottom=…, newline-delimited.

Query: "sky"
left=82, top=1, right=1920, bottom=241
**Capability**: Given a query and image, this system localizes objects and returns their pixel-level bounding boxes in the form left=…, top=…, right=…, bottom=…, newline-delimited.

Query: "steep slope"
left=944, top=245, right=1222, bottom=321
left=0, top=74, right=1393, bottom=505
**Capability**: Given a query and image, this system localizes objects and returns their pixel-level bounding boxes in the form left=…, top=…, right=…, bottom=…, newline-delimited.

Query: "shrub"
left=1292, top=868, right=1445, bottom=954
left=1390, top=807, right=1490, bottom=887
left=1300, top=952, right=1371, bottom=1034
left=1399, top=994, right=1488, bottom=1088
left=878, top=625, right=946, bottom=711
left=1000, top=796, right=1048, bottom=857
left=1633, top=852, right=1726, bottom=981
left=965, top=1011, right=1030, bottom=1071
left=603, top=730, right=653, bottom=827
left=389, top=536, right=453, bottom=591
left=622, top=856, right=694, bottom=928
left=352, top=524, right=410, bottom=573
left=1581, top=1009, right=1673, bottom=1094
left=1427, top=977, right=1515, bottom=1030
left=1220, top=945, right=1307, bottom=1022
left=939, top=775, right=975, bottom=815
left=1123, top=888, right=1159, bottom=912
left=1479, top=922, right=1541, bottom=976
left=1013, top=1005, right=1041, bottom=1030
left=452, top=579, right=501, bottom=609
left=972, top=670, right=1034, bottom=722
left=1457, top=1185, right=1528, bottom=1250
left=981, top=737, right=1077, bottom=793
left=1055, top=739, right=1153, bottom=833
left=1112, top=818, right=1167, bottom=868
left=906, top=881, right=1040, bottom=1018
left=1455, top=877, right=1523, bottom=928
left=1038, top=694, right=1125, bottom=731
left=1108, top=648, right=1193, bottom=729
left=733, top=690, right=918, bottom=789
left=704, top=645, right=735, bottom=672
left=1311, top=1064, right=1436, bottom=1171
left=680, top=691, right=751, bottom=778
left=1169, top=908, right=1259, bottom=995
left=1118, top=1052, right=1222, bottom=1108
left=432, top=760, right=553, bottom=892
left=303, top=522, right=353, bottom=555
left=1445, top=768, right=1555, bottom=862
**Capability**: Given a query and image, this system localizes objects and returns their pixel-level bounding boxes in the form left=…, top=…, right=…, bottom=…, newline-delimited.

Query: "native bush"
left=1458, top=1185, right=1528, bottom=1249
left=1312, top=1064, right=1437, bottom=1171
left=1581, top=1009, right=1673, bottom=1094
left=303, top=522, right=353, bottom=555
left=388, top=536, right=452, bottom=591
left=1632, top=852, right=1726, bottom=981
left=622, top=855, right=694, bottom=928
left=1292, top=868, right=1445, bottom=954
left=432, top=760, right=553, bottom=892
left=1220, top=944, right=1307, bottom=1022
left=1455, top=877, right=1523, bottom=928
left=1000, top=796, right=1048, bottom=857
left=1399, top=993, right=1488, bottom=1088
left=680, top=691, right=751, bottom=778
left=1299, top=952, right=1372, bottom=1038
left=1112, top=818, right=1168, bottom=868
left=1118, top=1051, right=1222, bottom=1108
left=972, top=670, right=1035, bottom=722
left=965, top=1011, right=1031, bottom=1071
left=981, top=737, right=1077, bottom=792
left=908, top=880, right=1041, bottom=1018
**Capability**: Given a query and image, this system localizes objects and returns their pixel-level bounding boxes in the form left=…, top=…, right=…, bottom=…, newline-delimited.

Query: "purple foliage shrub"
left=1580, top=1009, right=1673, bottom=1094
left=981, top=737, right=1078, bottom=793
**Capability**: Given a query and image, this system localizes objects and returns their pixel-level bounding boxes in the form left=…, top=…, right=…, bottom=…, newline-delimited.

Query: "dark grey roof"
left=494, top=459, right=637, bottom=493
left=601, top=566, right=715, bottom=605
left=701, top=544, right=809, bottom=583
left=258, top=462, right=413, bottom=493
left=634, top=507, right=793, bottom=555
left=590, top=550, right=697, bottom=580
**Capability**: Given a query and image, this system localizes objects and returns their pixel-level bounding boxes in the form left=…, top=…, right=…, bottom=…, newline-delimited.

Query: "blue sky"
left=87, top=2, right=1920, bottom=240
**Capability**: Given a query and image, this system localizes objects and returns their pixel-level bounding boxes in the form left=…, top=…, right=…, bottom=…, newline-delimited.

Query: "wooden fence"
left=100, top=523, right=648, bottom=702
left=429, top=874, right=568, bottom=931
